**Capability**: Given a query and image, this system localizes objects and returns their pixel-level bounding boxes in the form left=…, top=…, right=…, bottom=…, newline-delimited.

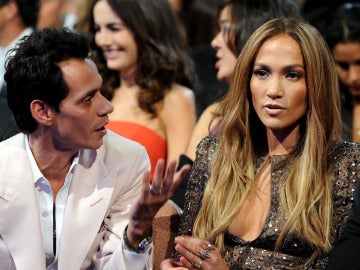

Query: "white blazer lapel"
left=58, top=148, right=114, bottom=270
left=0, top=145, right=45, bottom=270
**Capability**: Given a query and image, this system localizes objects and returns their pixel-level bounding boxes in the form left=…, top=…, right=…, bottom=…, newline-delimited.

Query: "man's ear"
left=30, top=100, right=55, bottom=127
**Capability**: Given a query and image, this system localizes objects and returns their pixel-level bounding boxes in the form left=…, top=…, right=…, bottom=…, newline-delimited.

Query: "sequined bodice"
left=178, top=136, right=360, bottom=269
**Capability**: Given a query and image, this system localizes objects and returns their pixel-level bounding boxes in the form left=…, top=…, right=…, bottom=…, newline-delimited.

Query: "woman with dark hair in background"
left=323, top=2, right=360, bottom=142
left=323, top=3, right=360, bottom=270
left=90, top=0, right=196, bottom=180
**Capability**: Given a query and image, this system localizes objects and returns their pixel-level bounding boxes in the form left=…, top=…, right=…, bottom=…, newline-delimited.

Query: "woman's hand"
left=173, top=235, right=229, bottom=270
left=160, top=258, right=188, bottom=269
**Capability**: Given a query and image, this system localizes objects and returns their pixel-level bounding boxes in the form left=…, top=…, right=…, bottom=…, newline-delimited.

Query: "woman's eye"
left=222, top=25, right=231, bottom=34
left=286, top=72, right=301, bottom=79
left=218, top=21, right=232, bottom=35
left=109, top=26, right=122, bottom=32
left=253, top=70, right=268, bottom=77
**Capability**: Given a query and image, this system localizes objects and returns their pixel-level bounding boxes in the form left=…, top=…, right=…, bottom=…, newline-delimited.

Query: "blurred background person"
left=62, top=0, right=86, bottom=29
left=37, top=0, right=65, bottom=30
left=0, top=0, right=38, bottom=91
left=37, top=0, right=88, bottom=30
left=182, top=0, right=227, bottom=118
left=167, top=0, right=187, bottom=42
left=74, top=0, right=92, bottom=32
left=90, top=0, right=196, bottom=180
left=323, top=2, right=360, bottom=142
left=300, top=0, right=359, bottom=35
left=0, top=0, right=39, bottom=141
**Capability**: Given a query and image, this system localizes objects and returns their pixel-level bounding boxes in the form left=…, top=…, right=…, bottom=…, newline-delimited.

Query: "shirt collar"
left=24, top=135, right=80, bottom=183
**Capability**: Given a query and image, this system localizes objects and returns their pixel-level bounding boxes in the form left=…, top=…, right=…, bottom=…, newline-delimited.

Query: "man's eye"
left=84, top=97, right=92, bottom=104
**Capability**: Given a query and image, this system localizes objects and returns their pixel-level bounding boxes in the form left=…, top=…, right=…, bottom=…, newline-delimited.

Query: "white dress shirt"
left=25, top=136, right=79, bottom=268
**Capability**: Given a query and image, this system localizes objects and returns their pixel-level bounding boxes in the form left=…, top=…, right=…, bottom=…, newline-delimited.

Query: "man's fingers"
left=145, top=159, right=191, bottom=199
left=172, top=164, right=191, bottom=189
left=161, top=160, right=181, bottom=193
left=150, top=159, right=166, bottom=194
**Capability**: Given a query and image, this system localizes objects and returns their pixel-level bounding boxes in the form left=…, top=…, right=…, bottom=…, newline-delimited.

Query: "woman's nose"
left=266, top=78, right=283, bottom=98
left=95, top=29, right=111, bottom=47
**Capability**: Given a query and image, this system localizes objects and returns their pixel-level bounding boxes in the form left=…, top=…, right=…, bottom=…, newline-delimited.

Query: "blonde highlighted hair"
left=193, top=17, right=341, bottom=263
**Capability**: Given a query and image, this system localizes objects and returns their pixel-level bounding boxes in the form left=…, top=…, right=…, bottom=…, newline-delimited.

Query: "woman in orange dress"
left=90, top=0, right=196, bottom=180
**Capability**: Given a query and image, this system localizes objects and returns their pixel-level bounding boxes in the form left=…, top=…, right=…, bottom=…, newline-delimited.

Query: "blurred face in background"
left=37, top=0, right=64, bottom=29
left=168, top=0, right=182, bottom=14
left=93, top=0, right=138, bottom=77
left=332, top=42, right=360, bottom=98
left=211, top=5, right=237, bottom=82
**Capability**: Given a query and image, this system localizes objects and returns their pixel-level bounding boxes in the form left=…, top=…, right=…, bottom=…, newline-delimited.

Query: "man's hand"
left=127, top=159, right=191, bottom=247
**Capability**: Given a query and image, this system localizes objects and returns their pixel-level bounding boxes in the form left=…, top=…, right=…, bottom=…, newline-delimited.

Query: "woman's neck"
left=266, top=126, right=300, bottom=156
left=120, top=71, right=136, bottom=88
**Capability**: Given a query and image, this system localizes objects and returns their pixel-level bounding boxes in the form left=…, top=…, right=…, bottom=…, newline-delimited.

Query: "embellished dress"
left=178, top=136, right=360, bottom=269
left=106, top=121, right=166, bottom=180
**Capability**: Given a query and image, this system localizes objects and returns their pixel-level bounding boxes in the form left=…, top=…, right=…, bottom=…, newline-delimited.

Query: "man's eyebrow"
left=80, top=89, right=98, bottom=100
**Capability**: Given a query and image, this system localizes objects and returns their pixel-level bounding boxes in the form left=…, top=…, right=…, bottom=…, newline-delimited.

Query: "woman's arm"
left=161, top=84, right=196, bottom=165
left=185, top=102, right=221, bottom=161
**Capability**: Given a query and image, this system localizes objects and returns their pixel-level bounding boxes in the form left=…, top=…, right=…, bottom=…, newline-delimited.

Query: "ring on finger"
left=192, top=260, right=203, bottom=269
left=205, top=242, right=215, bottom=251
left=199, top=249, right=209, bottom=260
left=150, top=186, right=162, bottom=195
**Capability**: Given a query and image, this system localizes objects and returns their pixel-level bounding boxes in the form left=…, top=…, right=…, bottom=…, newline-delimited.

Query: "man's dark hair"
left=5, top=28, right=91, bottom=133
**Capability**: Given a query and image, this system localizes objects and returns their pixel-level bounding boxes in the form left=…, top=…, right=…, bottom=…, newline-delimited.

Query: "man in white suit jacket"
left=0, top=28, right=189, bottom=269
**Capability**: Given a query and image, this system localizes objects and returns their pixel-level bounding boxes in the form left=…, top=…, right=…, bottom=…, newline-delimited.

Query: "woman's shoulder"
left=194, top=135, right=220, bottom=160
left=164, top=83, right=195, bottom=103
left=198, top=102, right=221, bottom=124
left=328, top=140, right=360, bottom=160
left=328, top=140, right=360, bottom=191
left=160, top=83, right=196, bottom=119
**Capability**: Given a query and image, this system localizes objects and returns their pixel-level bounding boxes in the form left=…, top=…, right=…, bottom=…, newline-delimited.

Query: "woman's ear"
left=30, top=100, right=55, bottom=127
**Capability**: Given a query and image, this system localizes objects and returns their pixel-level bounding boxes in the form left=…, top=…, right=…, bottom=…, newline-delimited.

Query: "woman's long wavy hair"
left=193, top=17, right=341, bottom=263
left=89, top=0, right=195, bottom=116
